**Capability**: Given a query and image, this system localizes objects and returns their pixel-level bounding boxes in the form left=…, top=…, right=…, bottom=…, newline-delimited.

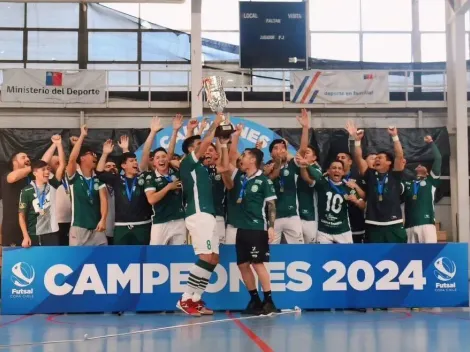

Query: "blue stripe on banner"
left=309, top=90, right=319, bottom=103
left=292, top=76, right=310, bottom=103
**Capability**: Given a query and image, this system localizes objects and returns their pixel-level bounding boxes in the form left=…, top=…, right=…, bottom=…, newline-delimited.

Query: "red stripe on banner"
left=226, top=312, right=274, bottom=352
left=300, top=71, right=321, bottom=103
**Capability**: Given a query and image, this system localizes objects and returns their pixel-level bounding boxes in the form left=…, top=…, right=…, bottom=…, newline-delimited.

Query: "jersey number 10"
left=325, top=191, right=343, bottom=214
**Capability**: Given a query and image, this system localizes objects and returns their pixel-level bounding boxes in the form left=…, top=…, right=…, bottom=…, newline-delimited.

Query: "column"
left=191, top=0, right=203, bottom=118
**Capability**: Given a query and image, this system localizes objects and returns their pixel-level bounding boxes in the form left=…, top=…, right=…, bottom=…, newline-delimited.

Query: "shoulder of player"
left=21, top=185, right=34, bottom=194
left=254, top=174, right=272, bottom=184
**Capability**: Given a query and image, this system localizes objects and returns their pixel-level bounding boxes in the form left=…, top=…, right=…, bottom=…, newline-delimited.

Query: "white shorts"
left=317, top=231, right=353, bottom=244
left=215, top=216, right=226, bottom=244
left=150, top=219, right=187, bottom=245
left=274, top=216, right=304, bottom=244
left=302, top=220, right=318, bottom=244
left=225, top=224, right=237, bottom=245
left=185, top=213, right=219, bottom=255
left=406, top=224, right=437, bottom=244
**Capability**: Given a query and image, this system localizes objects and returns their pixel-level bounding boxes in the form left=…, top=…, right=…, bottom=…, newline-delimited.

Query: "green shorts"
left=366, top=223, right=407, bottom=244
left=113, top=223, right=151, bottom=245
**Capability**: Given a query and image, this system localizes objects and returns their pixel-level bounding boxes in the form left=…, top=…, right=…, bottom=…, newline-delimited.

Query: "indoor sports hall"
left=0, top=0, right=470, bottom=351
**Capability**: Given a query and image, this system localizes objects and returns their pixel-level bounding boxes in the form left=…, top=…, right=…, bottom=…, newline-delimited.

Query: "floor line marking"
left=0, top=309, right=298, bottom=349
left=226, top=311, right=274, bottom=352
left=0, top=315, right=32, bottom=328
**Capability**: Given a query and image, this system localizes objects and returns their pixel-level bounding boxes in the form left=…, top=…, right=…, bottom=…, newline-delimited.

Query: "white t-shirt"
left=55, top=182, right=72, bottom=224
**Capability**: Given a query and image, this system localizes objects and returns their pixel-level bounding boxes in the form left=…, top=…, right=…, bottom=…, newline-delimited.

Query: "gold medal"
left=412, top=195, right=417, bottom=200
left=39, top=209, right=45, bottom=215
left=280, top=187, right=284, bottom=193
left=378, top=195, right=383, bottom=202
left=236, top=198, right=242, bottom=204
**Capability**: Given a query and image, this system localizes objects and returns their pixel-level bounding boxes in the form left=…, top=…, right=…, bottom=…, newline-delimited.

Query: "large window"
left=311, top=33, right=360, bottom=61
left=361, top=0, right=412, bottom=31
left=88, top=32, right=138, bottom=61
left=28, top=31, right=78, bottom=61
left=363, top=34, right=412, bottom=62
left=309, top=0, right=360, bottom=31
left=0, top=3, right=24, bottom=27
left=27, top=3, right=79, bottom=28
left=0, top=31, right=23, bottom=60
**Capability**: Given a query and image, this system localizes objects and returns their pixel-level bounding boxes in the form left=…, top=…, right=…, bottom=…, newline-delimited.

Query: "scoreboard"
left=239, top=1, right=307, bottom=69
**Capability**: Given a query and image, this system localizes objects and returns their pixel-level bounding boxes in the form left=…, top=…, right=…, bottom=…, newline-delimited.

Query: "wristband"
left=220, top=144, right=228, bottom=148
left=392, top=135, right=399, bottom=142
left=354, top=141, right=361, bottom=147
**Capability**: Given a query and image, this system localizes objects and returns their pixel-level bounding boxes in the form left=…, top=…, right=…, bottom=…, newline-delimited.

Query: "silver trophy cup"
left=203, top=76, right=234, bottom=138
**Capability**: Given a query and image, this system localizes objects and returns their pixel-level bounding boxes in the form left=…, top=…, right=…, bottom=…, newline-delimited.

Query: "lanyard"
left=124, top=177, right=137, bottom=202
left=62, top=179, right=68, bottom=191
left=32, top=182, right=47, bottom=210
left=328, top=178, right=347, bottom=197
left=376, top=172, right=388, bottom=201
left=344, top=172, right=351, bottom=182
left=279, top=164, right=287, bottom=192
left=412, top=180, right=421, bottom=200
left=237, top=176, right=249, bottom=203
left=83, top=176, right=94, bottom=201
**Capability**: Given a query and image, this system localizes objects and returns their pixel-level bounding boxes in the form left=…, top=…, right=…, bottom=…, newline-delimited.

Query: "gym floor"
left=0, top=308, right=468, bottom=351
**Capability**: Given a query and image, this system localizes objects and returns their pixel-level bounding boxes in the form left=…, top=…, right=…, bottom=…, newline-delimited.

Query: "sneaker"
left=196, top=300, right=214, bottom=315
left=241, top=299, right=263, bottom=315
left=176, top=299, right=201, bottom=317
left=262, top=301, right=280, bottom=315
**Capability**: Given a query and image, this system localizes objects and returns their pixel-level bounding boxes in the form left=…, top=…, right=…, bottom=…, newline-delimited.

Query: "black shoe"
left=352, top=308, right=367, bottom=313
left=241, top=299, right=263, bottom=315
left=262, top=301, right=280, bottom=315
left=373, top=308, right=388, bottom=311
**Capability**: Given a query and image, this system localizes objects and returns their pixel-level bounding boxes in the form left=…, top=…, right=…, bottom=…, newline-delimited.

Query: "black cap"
left=31, top=159, right=48, bottom=171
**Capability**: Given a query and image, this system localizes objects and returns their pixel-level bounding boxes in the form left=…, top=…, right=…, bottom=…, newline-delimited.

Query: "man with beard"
left=2, top=135, right=59, bottom=247
left=66, top=125, right=108, bottom=246
left=346, top=121, right=406, bottom=244
left=402, top=135, right=442, bottom=243
left=19, top=146, right=65, bottom=247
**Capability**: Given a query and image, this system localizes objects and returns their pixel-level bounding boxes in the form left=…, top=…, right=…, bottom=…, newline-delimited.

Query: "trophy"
left=202, top=76, right=235, bottom=138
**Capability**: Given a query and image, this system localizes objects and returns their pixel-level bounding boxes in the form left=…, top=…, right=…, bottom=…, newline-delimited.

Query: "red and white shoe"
left=196, top=300, right=214, bottom=315
left=176, top=299, right=201, bottom=317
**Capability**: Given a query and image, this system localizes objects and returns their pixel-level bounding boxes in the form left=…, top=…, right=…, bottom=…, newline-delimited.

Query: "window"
left=139, top=3, right=191, bottom=31
left=311, top=33, right=360, bottom=61
left=142, top=32, right=190, bottom=61
left=88, top=4, right=139, bottom=29
left=0, top=31, right=23, bottom=60
left=88, top=64, right=138, bottom=91
left=309, top=0, right=360, bottom=31
left=202, top=32, right=240, bottom=46
left=421, top=33, right=446, bottom=62
left=0, top=3, right=24, bottom=28
left=202, top=0, right=239, bottom=30
left=361, top=0, right=412, bottom=31
left=26, top=63, right=80, bottom=70
left=253, top=70, right=290, bottom=92
left=88, top=32, right=137, bottom=61
left=140, top=64, right=190, bottom=91
left=27, top=3, right=79, bottom=28
left=419, top=0, right=445, bottom=32
left=363, top=34, right=411, bottom=62
left=28, top=31, right=78, bottom=61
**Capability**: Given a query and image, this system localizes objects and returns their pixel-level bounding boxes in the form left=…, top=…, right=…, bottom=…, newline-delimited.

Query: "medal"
left=124, top=176, right=137, bottom=202
left=83, top=176, right=95, bottom=205
left=344, top=194, right=348, bottom=200
left=412, top=195, right=417, bottom=200
left=376, top=172, right=388, bottom=203
left=236, top=198, right=242, bottom=204
left=33, top=182, right=47, bottom=215
left=413, top=180, right=421, bottom=201
left=379, top=195, right=383, bottom=202
left=279, top=187, right=284, bottom=193
left=420, top=180, right=426, bottom=187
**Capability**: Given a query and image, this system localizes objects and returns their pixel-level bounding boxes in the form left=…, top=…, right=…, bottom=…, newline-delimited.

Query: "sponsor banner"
left=1, top=69, right=105, bottom=104
left=135, top=116, right=297, bottom=163
left=290, top=71, right=390, bottom=104
left=2, top=244, right=467, bottom=314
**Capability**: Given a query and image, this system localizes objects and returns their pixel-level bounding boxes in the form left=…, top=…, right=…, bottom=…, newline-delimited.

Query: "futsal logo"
left=434, top=257, right=457, bottom=291
left=11, top=262, right=35, bottom=287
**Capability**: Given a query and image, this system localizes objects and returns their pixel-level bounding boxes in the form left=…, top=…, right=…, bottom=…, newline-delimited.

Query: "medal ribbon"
left=376, top=173, right=388, bottom=198
left=238, top=176, right=249, bottom=201
left=344, top=172, right=351, bottom=182
left=62, top=179, right=68, bottom=192
left=83, top=176, right=94, bottom=200
left=124, top=177, right=137, bottom=202
left=32, top=182, right=47, bottom=211
left=279, top=164, right=287, bottom=190
left=413, top=180, right=421, bottom=198
left=328, top=178, right=346, bottom=196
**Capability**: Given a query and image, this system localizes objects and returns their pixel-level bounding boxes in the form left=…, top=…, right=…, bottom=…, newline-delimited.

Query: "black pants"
left=236, top=228, right=270, bottom=265
left=57, top=222, right=71, bottom=246
left=31, top=232, right=60, bottom=246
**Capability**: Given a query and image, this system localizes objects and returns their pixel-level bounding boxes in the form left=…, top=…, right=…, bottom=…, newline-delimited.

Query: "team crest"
left=215, top=174, right=221, bottom=181
left=146, top=175, right=152, bottom=180
left=267, top=179, right=273, bottom=185
left=94, top=183, right=99, bottom=190
left=420, top=180, right=426, bottom=186
left=251, top=185, right=259, bottom=192
left=19, top=202, right=26, bottom=209
left=138, top=178, right=145, bottom=186
left=255, top=179, right=262, bottom=185
left=283, top=169, right=289, bottom=176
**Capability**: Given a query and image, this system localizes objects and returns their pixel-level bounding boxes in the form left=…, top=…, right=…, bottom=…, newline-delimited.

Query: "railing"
left=0, top=67, right=452, bottom=105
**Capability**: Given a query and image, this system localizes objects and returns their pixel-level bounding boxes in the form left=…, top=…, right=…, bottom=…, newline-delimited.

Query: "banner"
left=135, top=116, right=297, bottom=163
left=290, top=71, right=390, bottom=104
left=1, top=69, right=106, bottom=104
left=2, top=244, right=467, bottom=314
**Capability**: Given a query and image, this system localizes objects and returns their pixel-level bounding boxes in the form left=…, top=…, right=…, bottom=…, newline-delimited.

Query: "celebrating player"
left=402, top=135, right=442, bottom=243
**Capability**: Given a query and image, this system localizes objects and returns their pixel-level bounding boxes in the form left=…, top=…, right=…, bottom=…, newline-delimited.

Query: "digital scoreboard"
left=239, top=1, right=307, bottom=69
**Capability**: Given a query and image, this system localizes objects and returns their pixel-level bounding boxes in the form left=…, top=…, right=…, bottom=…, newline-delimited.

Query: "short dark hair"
left=120, top=152, right=137, bottom=165
left=153, top=147, right=167, bottom=155
left=245, top=148, right=264, bottom=168
left=337, top=152, right=352, bottom=160
left=31, top=159, right=48, bottom=171
left=307, top=145, right=318, bottom=157
left=269, top=139, right=287, bottom=153
left=328, top=159, right=344, bottom=169
left=182, top=135, right=201, bottom=155
left=172, top=153, right=181, bottom=161
left=377, top=151, right=394, bottom=163
left=8, top=152, right=22, bottom=170
left=77, top=146, right=96, bottom=164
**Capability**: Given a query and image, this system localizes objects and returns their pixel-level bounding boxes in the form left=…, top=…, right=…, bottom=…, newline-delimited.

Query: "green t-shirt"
left=207, top=165, right=226, bottom=217
left=67, top=171, right=106, bottom=229
left=179, top=151, right=215, bottom=217
left=19, top=178, right=62, bottom=236
left=231, top=169, right=277, bottom=231
left=403, top=174, right=440, bottom=228
left=297, top=163, right=322, bottom=222
left=273, top=159, right=301, bottom=219
left=226, top=169, right=245, bottom=228
left=144, top=169, right=185, bottom=224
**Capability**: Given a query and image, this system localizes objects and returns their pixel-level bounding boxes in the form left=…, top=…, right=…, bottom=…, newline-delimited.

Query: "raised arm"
left=53, top=135, right=66, bottom=181
left=140, top=117, right=162, bottom=172
left=296, top=108, right=310, bottom=154
left=388, top=127, right=405, bottom=171
left=186, top=119, right=198, bottom=138
left=295, top=153, right=315, bottom=185
left=97, top=140, right=114, bottom=173
left=168, top=114, right=183, bottom=161
left=117, top=135, right=130, bottom=153
left=425, top=135, right=441, bottom=177
left=229, top=123, right=243, bottom=165
left=66, top=125, right=87, bottom=178
left=346, top=120, right=368, bottom=176
left=41, top=138, right=58, bottom=164
left=193, top=113, right=223, bottom=160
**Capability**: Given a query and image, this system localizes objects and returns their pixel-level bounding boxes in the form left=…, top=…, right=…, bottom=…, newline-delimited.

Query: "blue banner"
left=135, top=116, right=297, bottom=163
left=2, top=244, right=468, bottom=314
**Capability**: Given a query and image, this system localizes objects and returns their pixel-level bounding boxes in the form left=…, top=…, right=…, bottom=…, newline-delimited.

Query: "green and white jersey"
left=19, top=178, right=62, bottom=236
left=297, top=163, right=322, bottom=222
left=226, top=169, right=245, bottom=228
left=207, top=165, right=226, bottom=217
left=68, top=170, right=106, bottom=229
left=273, top=159, right=300, bottom=219
left=180, top=151, right=215, bottom=217
left=315, top=176, right=355, bottom=235
left=232, top=169, right=277, bottom=231
left=144, top=169, right=185, bottom=224
left=403, top=174, right=440, bottom=228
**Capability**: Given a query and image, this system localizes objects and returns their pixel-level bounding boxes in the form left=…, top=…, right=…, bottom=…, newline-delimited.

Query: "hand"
left=295, top=152, right=309, bottom=167
left=214, top=113, right=224, bottom=127
left=344, top=179, right=357, bottom=189
left=424, top=135, right=433, bottom=144
left=218, top=136, right=230, bottom=145
left=151, top=116, right=163, bottom=133
left=70, top=136, right=79, bottom=146
left=95, top=219, right=106, bottom=232
left=118, top=135, right=129, bottom=151
left=168, top=180, right=182, bottom=191
left=233, top=123, right=244, bottom=137
left=22, top=236, right=31, bottom=248
left=255, top=138, right=263, bottom=150
left=51, top=134, right=62, bottom=145
left=263, top=163, right=274, bottom=175
left=296, top=108, right=310, bottom=128
left=345, top=120, right=357, bottom=138
left=187, top=119, right=198, bottom=131
left=268, top=227, right=275, bottom=244
left=103, top=139, right=114, bottom=155
left=387, top=126, right=398, bottom=137
left=199, top=118, right=209, bottom=133
left=173, top=114, right=184, bottom=131
left=80, top=125, right=88, bottom=137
